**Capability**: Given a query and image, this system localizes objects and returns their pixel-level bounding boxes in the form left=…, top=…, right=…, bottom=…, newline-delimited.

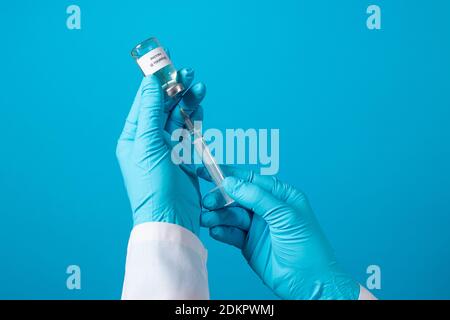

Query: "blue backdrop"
left=1, top=0, right=449, bottom=299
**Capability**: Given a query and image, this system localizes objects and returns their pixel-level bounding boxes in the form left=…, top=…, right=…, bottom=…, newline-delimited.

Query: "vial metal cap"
left=166, top=83, right=184, bottom=97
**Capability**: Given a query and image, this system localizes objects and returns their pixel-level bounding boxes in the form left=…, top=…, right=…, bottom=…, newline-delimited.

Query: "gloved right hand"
left=199, top=166, right=360, bottom=300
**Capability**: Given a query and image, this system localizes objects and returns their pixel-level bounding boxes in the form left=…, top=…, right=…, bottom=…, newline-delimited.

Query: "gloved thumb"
left=134, top=75, right=168, bottom=160
left=222, top=176, right=287, bottom=226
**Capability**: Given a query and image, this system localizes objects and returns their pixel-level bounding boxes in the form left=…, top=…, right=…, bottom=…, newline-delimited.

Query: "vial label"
left=136, top=47, right=172, bottom=76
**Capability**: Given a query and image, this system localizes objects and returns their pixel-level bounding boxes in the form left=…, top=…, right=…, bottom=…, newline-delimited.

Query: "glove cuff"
left=312, top=267, right=360, bottom=300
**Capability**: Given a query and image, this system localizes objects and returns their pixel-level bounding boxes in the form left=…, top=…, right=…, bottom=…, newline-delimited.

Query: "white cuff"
left=128, top=222, right=207, bottom=262
left=122, top=222, right=209, bottom=300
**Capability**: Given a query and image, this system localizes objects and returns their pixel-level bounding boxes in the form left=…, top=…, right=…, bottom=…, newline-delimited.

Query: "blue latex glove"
left=116, top=68, right=206, bottom=235
left=199, top=166, right=360, bottom=300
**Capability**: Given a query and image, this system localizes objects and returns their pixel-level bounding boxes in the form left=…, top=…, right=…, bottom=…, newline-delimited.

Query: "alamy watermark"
left=367, top=5, right=381, bottom=30
left=171, top=121, right=280, bottom=175
left=66, top=265, right=81, bottom=290
left=366, top=264, right=381, bottom=290
left=66, top=5, right=81, bottom=30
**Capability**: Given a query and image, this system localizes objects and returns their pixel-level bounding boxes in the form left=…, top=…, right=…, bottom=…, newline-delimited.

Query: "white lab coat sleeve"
left=121, top=222, right=209, bottom=300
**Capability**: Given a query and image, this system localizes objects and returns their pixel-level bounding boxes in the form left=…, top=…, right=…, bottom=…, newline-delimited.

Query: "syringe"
left=180, top=109, right=235, bottom=208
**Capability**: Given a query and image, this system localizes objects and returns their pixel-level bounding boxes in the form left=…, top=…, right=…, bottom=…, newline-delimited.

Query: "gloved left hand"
left=116, top=68, right=206, bottom=236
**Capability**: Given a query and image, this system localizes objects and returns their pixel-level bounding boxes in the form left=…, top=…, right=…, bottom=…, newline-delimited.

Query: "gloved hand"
left=116, top=68, right=206, bottom=236
left=199, top=166, right=360, bottom=300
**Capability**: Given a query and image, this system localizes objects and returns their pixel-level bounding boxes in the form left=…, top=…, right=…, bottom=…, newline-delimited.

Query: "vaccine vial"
left=131, top=37, right=184, bottom=98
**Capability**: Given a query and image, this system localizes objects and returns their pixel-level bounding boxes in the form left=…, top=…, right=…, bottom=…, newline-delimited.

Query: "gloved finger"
left=134, top=75, right=168, bottom=160
left=222, top=176, right=290, bottom=228
left=202, top=187, right=241, bottom=211
left=163, top=68, right=196, bottom=113
left=197, top=166, right=303, bottom=207
left=200, top=207, right=251, bottom=231
left=198, top=165, right=271, bottom=188
left=209, top=226, right=246, bottom=249
left=201, top=188, right=224, bottom=210
left=177, top=68, right=195, bottom=93
left=163, top=120, right=198, bottom=177
left=179, top=163, right=198, bottom=178
left=163, top=130, right=193, bottom=166
left=118, top=81, right=144, bottom=142
left=190, top=105, right=204, bottom=122
left=197, top=166, right=214, bottom=181
left=165, top=82, right=206, bottom=134
left=184, top=106, right=203, bottom=166
left=162, top=129, right=199, bottom=179
left=181, top=82, right=207, bottom=107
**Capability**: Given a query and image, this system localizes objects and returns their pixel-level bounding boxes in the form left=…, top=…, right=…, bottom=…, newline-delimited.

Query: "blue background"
left=1, top=0, right=449, bottom=299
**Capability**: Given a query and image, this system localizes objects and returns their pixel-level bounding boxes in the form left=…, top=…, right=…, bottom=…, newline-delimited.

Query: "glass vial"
left=131, top=37, right=184, bottom=98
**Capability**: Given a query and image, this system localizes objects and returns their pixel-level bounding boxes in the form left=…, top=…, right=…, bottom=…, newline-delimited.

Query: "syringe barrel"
left=182, top=108, right=234, bottom=208
left=192, top=136, right=235, bottom=207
